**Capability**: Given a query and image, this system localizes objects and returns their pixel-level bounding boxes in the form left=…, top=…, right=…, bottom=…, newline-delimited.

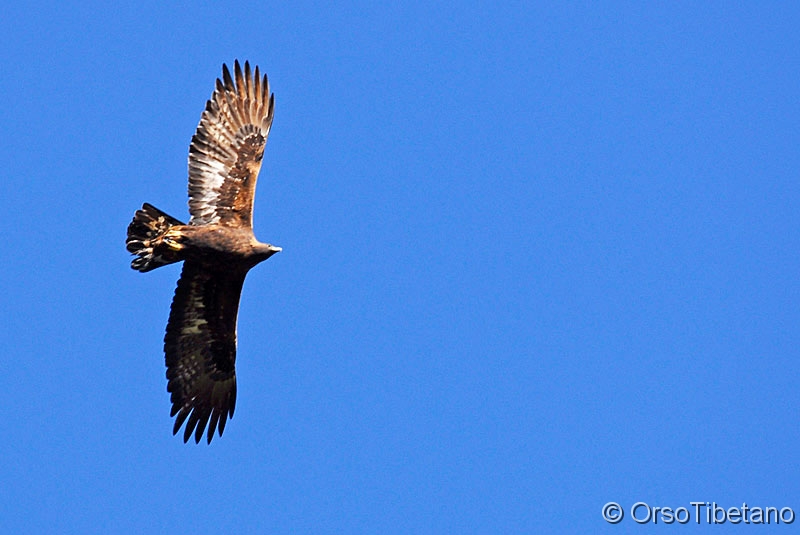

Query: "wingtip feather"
left=222, top=62, right=235, bottom=91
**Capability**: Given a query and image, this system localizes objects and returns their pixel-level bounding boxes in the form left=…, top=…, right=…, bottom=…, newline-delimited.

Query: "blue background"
left=1, top=2, right=798, bottom=532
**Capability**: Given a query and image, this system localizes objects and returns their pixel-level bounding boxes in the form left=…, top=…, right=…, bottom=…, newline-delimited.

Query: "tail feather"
left=126, top=203, right=185, bottom=272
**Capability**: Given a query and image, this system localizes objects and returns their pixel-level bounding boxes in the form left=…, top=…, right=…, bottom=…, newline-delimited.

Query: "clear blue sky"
left=1, top=2, right=799, bottom=533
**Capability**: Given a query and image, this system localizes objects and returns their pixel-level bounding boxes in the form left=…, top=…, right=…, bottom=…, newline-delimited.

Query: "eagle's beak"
left=269, top=245, right=282, bottom=253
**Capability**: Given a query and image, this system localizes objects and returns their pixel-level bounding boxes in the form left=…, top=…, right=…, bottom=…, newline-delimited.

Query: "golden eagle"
left=126, top=61, right=281, bottom=444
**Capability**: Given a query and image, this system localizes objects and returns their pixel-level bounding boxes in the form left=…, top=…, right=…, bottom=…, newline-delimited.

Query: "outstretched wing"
left=188, top=60, right=275, bottom=228
left=164, top=261, right=246, bottom=443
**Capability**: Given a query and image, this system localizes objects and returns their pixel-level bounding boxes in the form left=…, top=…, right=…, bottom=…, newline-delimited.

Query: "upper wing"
left=187, top=60, right=275, bottom=228
left=164, top=261, right=246, bottom=444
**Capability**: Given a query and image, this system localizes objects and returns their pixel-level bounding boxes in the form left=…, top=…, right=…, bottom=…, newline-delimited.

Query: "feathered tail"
left=126, top=203, right=185, bottom=272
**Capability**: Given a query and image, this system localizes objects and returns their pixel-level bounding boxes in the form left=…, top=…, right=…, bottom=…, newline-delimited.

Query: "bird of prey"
left=126, top=61, right=281, bottom=444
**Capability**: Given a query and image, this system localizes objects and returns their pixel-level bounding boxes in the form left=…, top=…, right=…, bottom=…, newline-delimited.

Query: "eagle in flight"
left=126, top=61, right=281, bottom=444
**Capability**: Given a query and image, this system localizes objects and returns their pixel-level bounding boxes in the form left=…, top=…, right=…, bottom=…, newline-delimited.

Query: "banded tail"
left=126, top=203, right=185, bottom=272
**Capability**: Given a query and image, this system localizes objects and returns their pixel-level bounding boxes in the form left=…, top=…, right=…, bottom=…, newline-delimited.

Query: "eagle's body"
left=158, top=223, right=278, bottom=266
left=126, top=61, right=280, bottom=444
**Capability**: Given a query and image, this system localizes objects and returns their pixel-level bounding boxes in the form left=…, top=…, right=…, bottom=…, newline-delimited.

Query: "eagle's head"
left=252, top=240, right=282, bottom=263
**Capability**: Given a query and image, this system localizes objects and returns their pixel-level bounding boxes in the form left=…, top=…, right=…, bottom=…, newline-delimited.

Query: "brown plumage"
left=126, top=61, right=281, bottom=443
